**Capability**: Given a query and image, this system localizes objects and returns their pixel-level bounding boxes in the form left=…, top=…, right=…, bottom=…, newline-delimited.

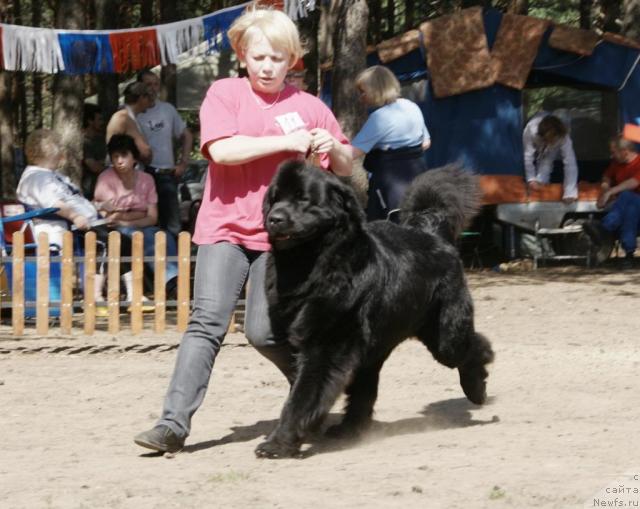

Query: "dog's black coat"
left=256, top=161, right=494, bottom=458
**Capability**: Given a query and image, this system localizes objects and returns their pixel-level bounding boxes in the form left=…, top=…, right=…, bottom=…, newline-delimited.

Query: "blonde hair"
left=355, top=65, right=401, bottom=108
left=25, top=129, right=64, bottom=165
left=227, top=7, right=303, bottom=68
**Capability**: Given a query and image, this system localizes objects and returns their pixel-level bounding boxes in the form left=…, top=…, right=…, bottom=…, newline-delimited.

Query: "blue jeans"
left=157, top=242, right=296, bottom=438
left=601, top=191, right=640, bottom=255
left=154, top=174, right=181, bottom=237
left=116, top=226, right=178, bottom=282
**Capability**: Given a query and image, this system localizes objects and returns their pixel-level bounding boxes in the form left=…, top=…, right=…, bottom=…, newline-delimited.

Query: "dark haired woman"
left=94, top=134, right=178, bottom=307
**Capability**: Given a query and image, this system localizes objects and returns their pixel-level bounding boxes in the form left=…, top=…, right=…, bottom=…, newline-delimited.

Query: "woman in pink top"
left=134, top=7, right=352, bottom=453
left=94, top=134, right=179, bottom=304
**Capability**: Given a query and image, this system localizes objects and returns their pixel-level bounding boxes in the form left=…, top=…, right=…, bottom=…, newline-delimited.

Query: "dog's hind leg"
left=255, top=350, right=356, bottom=459
left=325, top=355, right=388, bottom=440
left=417, top=281, right=494, bottom=405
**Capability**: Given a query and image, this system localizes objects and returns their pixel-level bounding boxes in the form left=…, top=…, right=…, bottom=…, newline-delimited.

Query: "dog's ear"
left=328, top=177, right=365, bottom=225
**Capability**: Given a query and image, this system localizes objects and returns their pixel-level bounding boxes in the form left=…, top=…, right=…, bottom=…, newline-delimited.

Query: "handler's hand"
left=309, top=128, right=336, bottom=154
left=285, top=129, right=313, bottom=154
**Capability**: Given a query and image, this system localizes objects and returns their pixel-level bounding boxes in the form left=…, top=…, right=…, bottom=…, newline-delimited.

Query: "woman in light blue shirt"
left=352, top=65, right=431, bottom=220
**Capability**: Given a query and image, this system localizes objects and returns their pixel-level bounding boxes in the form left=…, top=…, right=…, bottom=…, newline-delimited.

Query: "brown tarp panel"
left=548, top=24, right=599, bottom=56
left=480, top=176, right=600, bottom=204
left=491, top=14, right=550, bottom=90
left=480, top=175, right=528, bottom=205
left=420, top=7, right=495, bottom=98
left=377, top=30, right=421, bottom=64
left=602, top=32, right=640, bottom=50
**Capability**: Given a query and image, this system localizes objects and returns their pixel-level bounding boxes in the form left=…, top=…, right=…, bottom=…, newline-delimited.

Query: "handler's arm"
left=326, top=140, right=352, bottom=177
left=206, top=130, right=313, bottom=165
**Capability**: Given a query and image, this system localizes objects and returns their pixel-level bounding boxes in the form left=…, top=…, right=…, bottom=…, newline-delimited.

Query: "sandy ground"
left=1, top=267, right=640, bottom=509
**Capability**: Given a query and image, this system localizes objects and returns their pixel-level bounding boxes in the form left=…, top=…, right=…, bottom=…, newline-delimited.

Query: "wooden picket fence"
left=1, top=230, right=193, bottom=336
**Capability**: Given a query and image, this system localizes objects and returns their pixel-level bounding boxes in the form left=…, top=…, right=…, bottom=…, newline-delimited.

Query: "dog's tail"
left=399, top=163, right=481, bottom=243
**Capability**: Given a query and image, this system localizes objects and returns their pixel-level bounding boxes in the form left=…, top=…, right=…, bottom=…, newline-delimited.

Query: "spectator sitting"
left=583, top=135, right=640, bottom=270
left=16, top=128, right=136, bottom=311
left=94, top=134, right=179, bottom=299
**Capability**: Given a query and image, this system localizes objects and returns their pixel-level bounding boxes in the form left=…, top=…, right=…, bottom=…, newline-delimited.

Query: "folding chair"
left=0, top=203, right=62, bottom=318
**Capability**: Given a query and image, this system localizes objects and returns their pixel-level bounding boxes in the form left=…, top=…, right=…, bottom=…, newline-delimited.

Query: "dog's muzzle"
left=266, top=206, right=293, bottom=240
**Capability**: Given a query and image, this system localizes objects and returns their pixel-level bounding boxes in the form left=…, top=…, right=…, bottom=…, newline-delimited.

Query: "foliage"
left=0, top=0, right=633, bottom=170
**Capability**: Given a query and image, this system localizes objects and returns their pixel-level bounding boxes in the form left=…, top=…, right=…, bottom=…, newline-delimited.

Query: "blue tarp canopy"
left=340, top=9, right=640, bottom=178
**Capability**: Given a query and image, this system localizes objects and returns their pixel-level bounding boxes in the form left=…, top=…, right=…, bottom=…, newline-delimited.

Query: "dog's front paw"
left=255, top=439, right=300, bottom=459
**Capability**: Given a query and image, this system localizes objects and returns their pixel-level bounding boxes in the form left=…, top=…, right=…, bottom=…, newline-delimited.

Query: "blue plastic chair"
left=0, top=205, right=62, bottom=317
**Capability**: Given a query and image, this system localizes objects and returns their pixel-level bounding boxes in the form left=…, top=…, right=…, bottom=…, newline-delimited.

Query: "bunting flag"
left=1, top=24, right=65, bottom=73
left=0, top=0, right=312, bottom=74
left=202, top=3, right=248, bottom=51
left=156, top=18, right=204, bottom=65
left=285, top=0, right=315, bottom=21
left=58, top=33, right=114, bottom=74
left=110, top=29, right=161, bottom=73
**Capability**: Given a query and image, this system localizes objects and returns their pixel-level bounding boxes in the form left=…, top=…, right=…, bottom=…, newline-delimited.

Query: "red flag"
left=109, top=29, right=160, bottom=73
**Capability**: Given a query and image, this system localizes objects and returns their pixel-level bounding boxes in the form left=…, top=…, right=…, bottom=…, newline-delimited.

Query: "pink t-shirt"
left=195, top=77, right=349, bottom=250
left=94, top=168, right=158, bottom=212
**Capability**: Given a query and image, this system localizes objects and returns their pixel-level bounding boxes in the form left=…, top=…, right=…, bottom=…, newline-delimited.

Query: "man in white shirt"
left=523, top=112, right=578, bottom=203
left=137, top=70, right=194, bottom=237
left=105, top=82, right=154, bottom=165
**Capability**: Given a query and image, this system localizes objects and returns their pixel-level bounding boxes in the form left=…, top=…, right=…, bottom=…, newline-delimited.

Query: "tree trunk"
left=13, top=0, right=28, bottom=145
left=621, top=0, right=640, bottom=40
left=385, top=0, right=394, bottom=39
left=0, top=1, right=17, bottom=198
left=53, top=0, right=86, bottom=183
left=331, top=0, right=369, bottom=203
left=599, top=0, right=621, bottom=33
left=461, top=0, right=492, bottom=7
left=0, top=72, right=16, bottom=199
left=369, top=0, right=381, bottom=44
left=507, top=0, right=528, bottom=14
left=331, top=0, right=368, bottom=138
left=405, top=0, right=415, bottom=32
left=298, top=8, right=321, bottom=95
left=160, top=0, right=178, bottom=106
left=96, top=0, right=120, bottom=121
left=140, top=0, right=154, bottom=26
left=32, top=5, right=44, bottom=130
left=579, top=0, right=592, bottom=29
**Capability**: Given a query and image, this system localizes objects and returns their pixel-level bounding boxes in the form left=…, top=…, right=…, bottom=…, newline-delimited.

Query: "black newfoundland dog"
left=256, top=161, right=494, bottom=459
